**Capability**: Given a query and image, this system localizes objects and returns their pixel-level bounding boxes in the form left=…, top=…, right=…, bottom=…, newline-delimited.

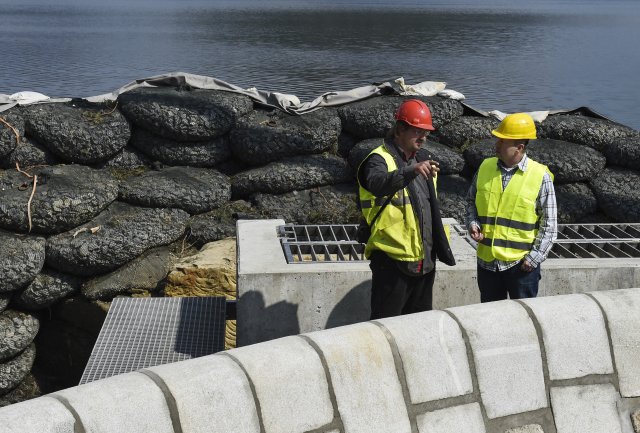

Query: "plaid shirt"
left=465, top=154, right=557, bottom=271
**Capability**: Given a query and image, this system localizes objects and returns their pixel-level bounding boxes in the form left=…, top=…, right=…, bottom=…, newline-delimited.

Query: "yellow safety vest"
left=358, top=144, right=425, bottom=261
left=475, top=157, right=552, bottom=262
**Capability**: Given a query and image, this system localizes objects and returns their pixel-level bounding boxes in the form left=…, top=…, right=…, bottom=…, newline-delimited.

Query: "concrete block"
left=522, top=294, right=613, bottom=380
left=148, top=354, right=260, bottom=433
left=505, top=425, right=544, bottom=433
left=230, top=336, right=334, bottom=433
left=54, top=372, right=174, bottom=433
left=416, top=403, right=485, bottom=433
left=377, top=310, right=473, bottom=403
left=590, top=288, right=640, bottom=397
left=306, top=322, right=411, bottom=433
left=0, top=396, right=75, bottom=433
left=550, top=384, right=622, bottom=433
left=448, top=301, right=547, bottom=419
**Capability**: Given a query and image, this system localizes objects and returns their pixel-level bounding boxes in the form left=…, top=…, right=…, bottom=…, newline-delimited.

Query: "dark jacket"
left=358, top=140, right=456, bottom=270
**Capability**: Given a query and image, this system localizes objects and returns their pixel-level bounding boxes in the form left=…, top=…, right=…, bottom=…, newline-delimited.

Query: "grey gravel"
left=0, top=231, right=45, bottom=293
left=0, top=344, right=36, bottom=397
left=130, top=127, right=231, bottom=167
left=0, top=165, right=119, bottom=234
left=118, top=87, right=254, bottom=141
left=0, top=293, right=10, bottom=314
left=95, top=146, right=151, bottom=170
left=24, top=101, right=130, bottom=164
left=337, top=131, right=358, bottom=158
left=423, top=140, right=465, bottom=175
left=0, top=109, right=24, bottom=158
left=435, top=115, right=500, bottom=149
left=232, top=153, right=353, bottom=198
left=463, top=139, right=607, bottom=183
left=590, top=167, right=640, bottom=222
left=0, top=310, right=39, bottom=361
left=437, top=175, right=471, bottom=223
left=46, top=201, right=190, bottom=276
left=118, top=166, right=231, bottom=214
left=82, top=246, right=174, bottom=301
left=0, top=136, right=59, bottom=169
left=14, top=269, right=81, bottom=310
left=187, top=200, right=261, bottom=248
left=348, top=138, right=383, bottom=170
left=556, top=183, right=598, bottom=224
left=230, top=108, right=341, bottom=166
left=338, top=95, right=464, bottom=139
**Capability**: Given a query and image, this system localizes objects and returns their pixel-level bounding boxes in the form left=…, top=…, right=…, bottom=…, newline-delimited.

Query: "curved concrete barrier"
left=1, top=288, right=639, bottom=433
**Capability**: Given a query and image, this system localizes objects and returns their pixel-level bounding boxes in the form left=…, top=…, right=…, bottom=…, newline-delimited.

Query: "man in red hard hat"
left=357, top=99, right=456, bottom=319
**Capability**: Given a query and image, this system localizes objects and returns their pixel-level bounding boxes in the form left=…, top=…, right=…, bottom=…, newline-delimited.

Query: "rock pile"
left=0, top=85, right=639, bottom=404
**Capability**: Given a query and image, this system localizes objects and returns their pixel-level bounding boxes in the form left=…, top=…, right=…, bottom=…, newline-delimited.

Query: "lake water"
left=1, top=0, right=639, bottom=129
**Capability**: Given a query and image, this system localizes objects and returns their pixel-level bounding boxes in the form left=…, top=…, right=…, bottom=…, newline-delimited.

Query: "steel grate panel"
left=453, top=223, right=640, bottom=259
left=80, top=296, right=226, bottom=384
left=278, top=224, right=365, bottom=263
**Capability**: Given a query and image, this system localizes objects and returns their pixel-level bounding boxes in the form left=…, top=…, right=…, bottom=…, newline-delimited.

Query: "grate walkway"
left=278, top=224, right=365, bottom=263
left=80, top=296, right=226, bottom=384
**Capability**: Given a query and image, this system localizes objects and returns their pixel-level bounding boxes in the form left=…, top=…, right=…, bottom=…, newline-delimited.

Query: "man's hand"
left=520, top=259, right=535, bottom=273
left=413, top=160, right=440, bottom=179
left=469, top=225, right=484, bottom=242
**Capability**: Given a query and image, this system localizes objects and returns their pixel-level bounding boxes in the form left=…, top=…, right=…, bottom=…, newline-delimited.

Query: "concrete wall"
left=236, top=219, right=640, bottom=346
left=1, top=287, right=639, bottom=433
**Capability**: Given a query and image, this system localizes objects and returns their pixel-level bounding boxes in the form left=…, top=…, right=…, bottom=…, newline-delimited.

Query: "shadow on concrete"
left=325, top=280, right=371, bottom=329
left=237, top=291, right=299, bottom=346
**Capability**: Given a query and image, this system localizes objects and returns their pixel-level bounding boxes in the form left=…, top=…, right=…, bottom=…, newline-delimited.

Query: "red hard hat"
left=394, top=99, right=435, bottom=131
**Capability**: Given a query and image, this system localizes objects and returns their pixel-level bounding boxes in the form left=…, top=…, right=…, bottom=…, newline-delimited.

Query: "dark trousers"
left=477, top=262, right=541, bottom=303
left=369, top=251, right=436, bottom=320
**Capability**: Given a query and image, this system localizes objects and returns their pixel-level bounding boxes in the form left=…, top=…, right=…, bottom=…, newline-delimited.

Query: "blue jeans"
left=477, top=262, right=541, bottom=302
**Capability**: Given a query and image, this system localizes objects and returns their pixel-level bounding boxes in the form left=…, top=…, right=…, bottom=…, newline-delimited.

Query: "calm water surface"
left=1, top=0, right=639, bottom=128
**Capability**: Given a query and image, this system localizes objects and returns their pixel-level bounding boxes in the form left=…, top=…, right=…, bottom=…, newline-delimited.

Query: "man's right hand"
left=413, top=160, right=439, bottom=179
left=469, top=225, right=484, bottom=242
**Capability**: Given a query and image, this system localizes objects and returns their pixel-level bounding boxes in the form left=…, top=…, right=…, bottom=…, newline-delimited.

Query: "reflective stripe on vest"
left=475, top=157, right=552, bottom=262
left=357, top=144, right=423, bottom=261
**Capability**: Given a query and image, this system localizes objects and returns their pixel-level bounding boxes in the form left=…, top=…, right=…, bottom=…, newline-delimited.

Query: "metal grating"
left=80, top=296, right=226, bottom=384
left=453, top=223, right=640, bottom=259
left=278, top=224, right=365, bottom=263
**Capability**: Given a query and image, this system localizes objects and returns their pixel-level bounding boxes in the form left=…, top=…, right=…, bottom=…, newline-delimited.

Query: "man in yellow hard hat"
left=357, top=99, right=456, bottom=319
left=465, top=113, right=557, bottom=301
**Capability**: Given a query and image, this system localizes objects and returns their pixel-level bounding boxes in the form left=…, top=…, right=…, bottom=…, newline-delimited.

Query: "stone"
left=0, top=164, right=119, bottom=234
left=555, top=183, right=598, bottom=224
left=348, top=138, right=383, bottom=170
left=24, top=101, right=130, bottom=164
left=338, top=95, right=464, bottom=139
left=0, top=391, right=76, bottom=431
left=590, top=288, right=640, bottom=397
left=337, top=131, right=358, bottom=158
left=463, top=139, right=607, bottom=184
left=0, top=136, right=59, bottom=169
left=416, top=403, right=485, bottom=433
left=95, top=146, right=151, bottom=170
left=130, top=127, right=231, bottom=167
left=448, top=301, right=547, bottom=419
left=187, top=200, right=260, bottom=248
left=550, top=384, right=622, bottom=433
left=0, top=109, right=24, bottom=158
left=118, top=87, right=254, bottom=141
left=590, top=167, right=640, bottom=222
left=435, top=115, right=500, bottom=149
left=118, top=166, right=231, bottom=214
left=307, top=322, right=412, bottom=433
left=0, top=373, right=41, bottom=407
left=377, top=311, right=473, bottom=403
left=229, top=108, right=341, bottom=166
left=0, top=344, right=36, bottom=397
left=231, top=154, right=352, bottom=198
left=14, top=269, right=80, bottom=310
left=231, top=336, right=334, bottom=433
left=522, top=294, right=613, bottom=380
left=438, top=175, right=471, bottom=223
left=0, top=310, right=39, bottom=361
left=0, top=293, right=10, bottom=314
left=538, top=114, right=640, bottom=169
left=505, top=425, right=544, bottom=433
left=632, top=409, right=640, bottom=433
left=424, top=140, right=465, bottom=175
left=46, top=202, right=189, bottom=276
left=148, top=355, right=260, bottom=433
left=0, top=231, right=45, bottom=293
left=253, top=183, right=360, bottom=225
left=53, top=372, right=174, bottom=433
left=82, top=245, right=175, bottom=301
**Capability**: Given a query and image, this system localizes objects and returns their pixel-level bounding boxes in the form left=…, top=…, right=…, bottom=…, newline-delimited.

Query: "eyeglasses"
left=409, top=127, right=430, bottom=137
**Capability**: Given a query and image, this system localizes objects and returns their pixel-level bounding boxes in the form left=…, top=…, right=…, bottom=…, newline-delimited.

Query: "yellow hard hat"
left=491, top=113, right=537, bottom=140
